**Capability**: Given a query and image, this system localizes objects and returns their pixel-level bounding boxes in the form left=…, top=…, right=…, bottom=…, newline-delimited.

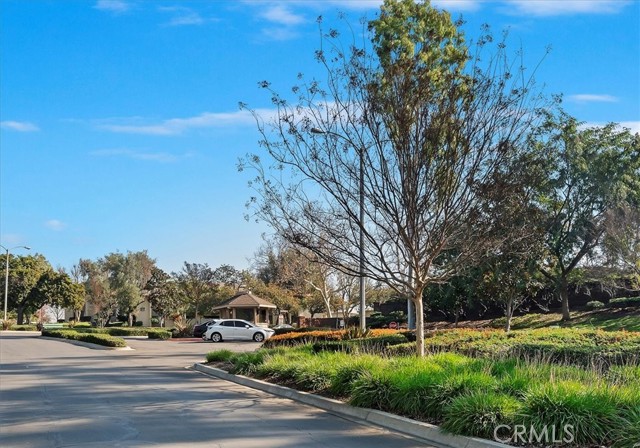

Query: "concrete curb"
left=193, top=363, right=510, bottom=448
left=40, top=336, right=133, bottom=351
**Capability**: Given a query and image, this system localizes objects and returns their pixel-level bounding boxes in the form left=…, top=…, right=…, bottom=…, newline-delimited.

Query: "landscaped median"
left=202, top=327, right=640, bottom=448
left=42, top=329, right=129, bottom=348
left=41, top=327, right=172, bottom=348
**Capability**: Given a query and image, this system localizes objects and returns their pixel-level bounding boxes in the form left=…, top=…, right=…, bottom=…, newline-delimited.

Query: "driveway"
left=0, top=332, right=436, bottom=448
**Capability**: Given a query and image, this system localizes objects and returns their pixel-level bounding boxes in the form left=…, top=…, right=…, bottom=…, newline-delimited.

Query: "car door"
left=219, top=320, right=237, bottom=339
left=234, top=320, right=253, bottom=340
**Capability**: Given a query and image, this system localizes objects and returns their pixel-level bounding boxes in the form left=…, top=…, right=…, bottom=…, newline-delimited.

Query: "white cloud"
left=261, top=5, right=306, bottom=25
left=94, top=0, right=131, bottom=14
left=619, top=121, right=640, bottom=134
left=90, top=148, right=190, bottom=163
left=568, top=94, right=619, bottom=103
left=97, top=109, right=273, bottom=135
left=1, top=121, right=40, bottom=132
left=432, top=0, right=481, bottom=12
left=45, top=220, right=67, bottom=231
left=501, top=0, right=631, bottom=16
left=158, top=6, right=219, bottom=27
left=260, top=27, right=301, bottom=41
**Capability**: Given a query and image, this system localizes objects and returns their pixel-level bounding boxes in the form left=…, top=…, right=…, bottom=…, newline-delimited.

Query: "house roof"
left=212, top=291, right=277, bottom=310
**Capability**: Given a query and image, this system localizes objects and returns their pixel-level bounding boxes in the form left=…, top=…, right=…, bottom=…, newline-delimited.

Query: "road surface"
left=0, top=332, right=436, bottom=448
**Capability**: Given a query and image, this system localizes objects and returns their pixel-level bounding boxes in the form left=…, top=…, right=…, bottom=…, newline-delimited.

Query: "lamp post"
left=311, top=128, right=367, bottom=331
left=1, top=245, right=31, bottom=322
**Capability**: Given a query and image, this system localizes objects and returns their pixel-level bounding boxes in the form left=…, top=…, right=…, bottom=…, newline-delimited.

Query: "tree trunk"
left=505, top=298, right=513, bottom=333
left=558, top=275, right=570, bottom=321
left=414, top=295, right=425, bottom=357
left=16, top=304, right=25, bottom=325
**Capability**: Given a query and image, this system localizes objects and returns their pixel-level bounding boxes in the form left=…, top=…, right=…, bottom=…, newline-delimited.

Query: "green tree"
left=79, top=258, right=116, bottom=327
left=0, top=254, right=51, bottom=324
left=28, top=270, right=85, bottom=323
left=102, top=251, right=155, bottom=325
left=174, top=262, right=217, bottom=321
left=242, top=0, right=549, bottom=355
left=144, top=267, right=186, bottom=327
left=535, top=114, right=640, bottom=320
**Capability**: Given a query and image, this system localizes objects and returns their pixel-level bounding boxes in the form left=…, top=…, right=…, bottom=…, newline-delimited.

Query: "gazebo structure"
left=212, top=291, right=277, bottom=327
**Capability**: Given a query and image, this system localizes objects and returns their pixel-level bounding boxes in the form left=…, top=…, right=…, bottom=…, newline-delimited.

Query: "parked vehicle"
left=203, top=319, right=275, bottom=343
left=192, top=320, right=219, bottom=338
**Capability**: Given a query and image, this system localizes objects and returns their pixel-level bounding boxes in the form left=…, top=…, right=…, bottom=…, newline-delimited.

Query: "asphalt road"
left=0, top=332, right=435, bottom=448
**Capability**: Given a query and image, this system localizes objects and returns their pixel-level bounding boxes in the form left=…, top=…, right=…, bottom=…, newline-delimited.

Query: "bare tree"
left=241, top=0, right=549, bottom=355
left=603, top=204, right=640, bottom=289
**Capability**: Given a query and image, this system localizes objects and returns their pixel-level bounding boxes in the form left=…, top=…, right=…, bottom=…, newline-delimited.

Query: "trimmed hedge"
left=73, top=327, right=171, bottom=338
left=42, top=329, right=127, bottom=347
left=147, top=329, right=172, bottom=340
left=312, top=334, right=409, bottom=354
left=263, top=328, right=402, bottom=348
left=586, top=300, right=605, bottom=310
left=266, top=327, right=640, bottom=366
left=9, top=324, right=38, bottom=331
left=420, top=328, right=640, bottom=366
left=608, top=296, right=640, bottom=308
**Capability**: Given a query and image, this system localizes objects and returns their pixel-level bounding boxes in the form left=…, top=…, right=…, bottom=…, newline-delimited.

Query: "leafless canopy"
left=242, top=23, right=549, bottom=297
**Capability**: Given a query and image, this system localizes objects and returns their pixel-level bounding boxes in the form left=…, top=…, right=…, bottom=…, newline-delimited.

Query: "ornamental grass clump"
left=329, top=355, right=388, bottom=397
left=521, top=381, right=623, bottom=446
left=441, top=392, right=522, bottom=439
left=205, top=349, right=234, bottom=363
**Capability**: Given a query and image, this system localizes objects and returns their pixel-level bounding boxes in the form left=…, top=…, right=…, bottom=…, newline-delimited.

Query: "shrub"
left=522, top=381, right=622, bottom=446
left=442, top=393, right=522, bottom=439
left=608, top=296, right=640, bottom=309
left=329, top=355, right=388, bottom=397
left=2, top=319, right=16, bottom=330
left=312, top=334, right=409, bottom=354
left=586, top=300, right=605, bottom=310
left=206, top=349, right=235, bottom=363
left=42, top=329, right=127, bottom=347
left=613, top=405, right=640, bottom=448
left=230, top=351, right=268, bottom=375
left=147, top=330, right=171, bottom=340
left=9, top=324, right=38, bottom=331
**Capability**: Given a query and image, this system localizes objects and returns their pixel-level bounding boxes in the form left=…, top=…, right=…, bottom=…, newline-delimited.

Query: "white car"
left=203, top=319, right=275, bottom=343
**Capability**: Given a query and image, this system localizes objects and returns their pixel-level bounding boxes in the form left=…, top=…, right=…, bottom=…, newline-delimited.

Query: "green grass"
left=206, top=336, right=640, bottom=447
left=488, top=309, right=640, bottom=332
left=419, top=327, right=640, bottom=366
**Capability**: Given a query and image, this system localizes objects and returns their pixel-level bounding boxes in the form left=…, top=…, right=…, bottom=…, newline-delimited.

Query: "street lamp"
left=1, top=245, right=31, bottom=322
left=310, top=127, right=367, bottom=331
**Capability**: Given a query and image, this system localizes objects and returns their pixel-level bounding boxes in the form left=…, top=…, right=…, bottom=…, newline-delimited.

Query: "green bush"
left=9, top=324, right=38, bottom=331
left=74, top=327, right=170, bottom=338
left=522, top=381, right=622, bottom=446
left=42, top=329, right=127, bottom=347
left=608, top=296, right=640, bottom=308
left=586, top=300, right=605, bottom=310
left=212, top=330, right=640, bottom=447
left=147, top=329, right=171, bottom=339
left=312, top=334, right=409, bottom=354
left=442, top=393, right=522, bottom=439
left=206, top=349, right=234, bottom=363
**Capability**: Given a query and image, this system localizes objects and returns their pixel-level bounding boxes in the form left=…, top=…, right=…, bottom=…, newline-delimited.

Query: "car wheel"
left=211, top=332, right=222, bottom=342
left=253, top=332, right=265, bottom=342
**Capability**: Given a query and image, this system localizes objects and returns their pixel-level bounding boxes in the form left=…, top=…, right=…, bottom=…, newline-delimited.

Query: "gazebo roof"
left=212, top=291, right=277, bottom=310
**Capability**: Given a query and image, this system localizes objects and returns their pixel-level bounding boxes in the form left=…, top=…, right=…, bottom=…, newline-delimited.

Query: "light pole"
left=311, top=128, right=367, bottom=331
left=1, top=245, right=31, bottom=322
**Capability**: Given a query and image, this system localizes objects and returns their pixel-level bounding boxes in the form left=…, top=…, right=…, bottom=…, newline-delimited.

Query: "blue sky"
left=1, top=0, right=639, bottom=274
